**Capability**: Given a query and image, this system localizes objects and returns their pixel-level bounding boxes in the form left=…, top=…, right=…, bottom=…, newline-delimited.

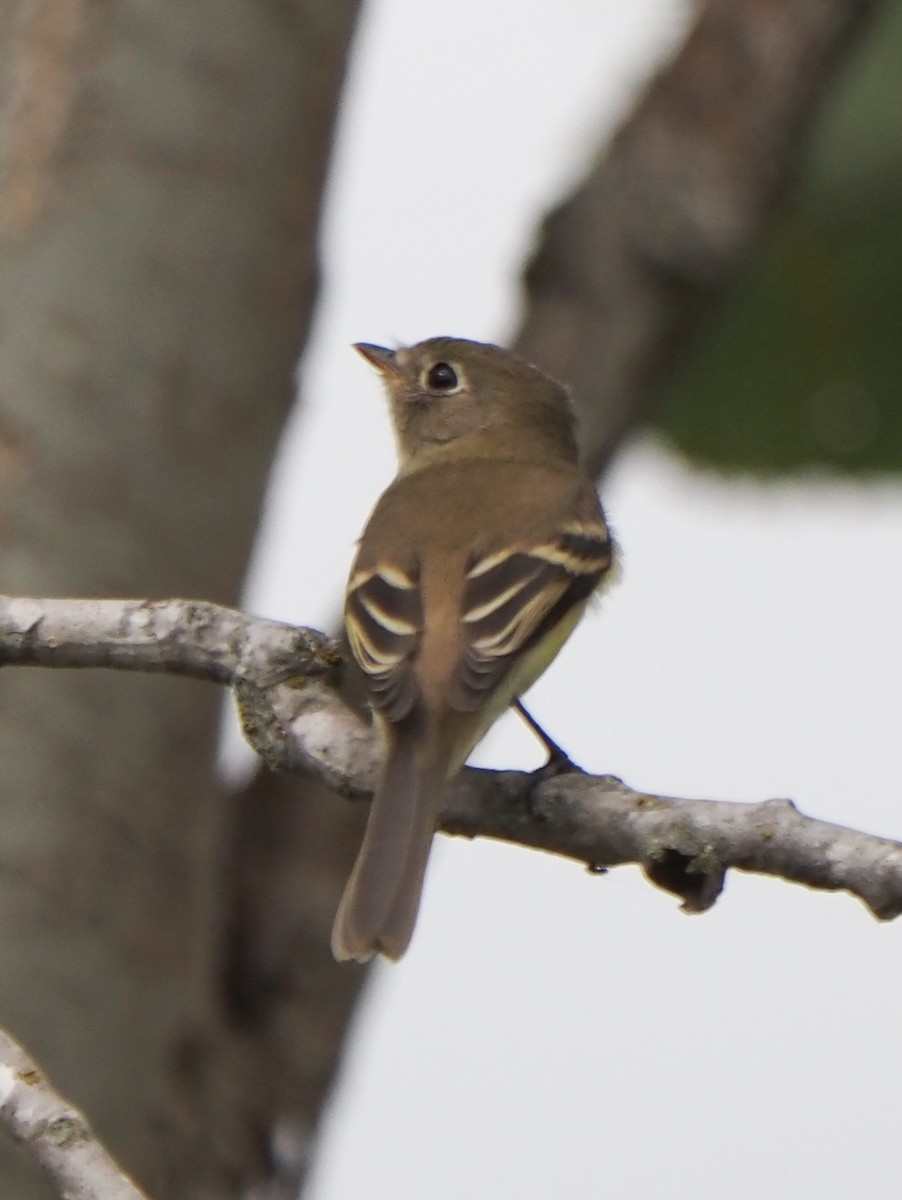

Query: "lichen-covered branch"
left=0, top=1026, right=150, bottom=1200
left=3, top=593, right=901, bottom=924
left=444, top=769, right=902, bottom=921
left=0, top=595, right=336, bottom=684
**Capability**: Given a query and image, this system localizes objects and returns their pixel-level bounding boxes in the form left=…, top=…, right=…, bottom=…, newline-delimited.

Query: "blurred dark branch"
left=4, top=594, right=901, bottom=924
left=514, top=0, right=884, bottom=476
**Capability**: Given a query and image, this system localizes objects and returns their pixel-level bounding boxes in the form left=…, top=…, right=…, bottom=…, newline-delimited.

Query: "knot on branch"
left=642, top=844, right=726, bottom=913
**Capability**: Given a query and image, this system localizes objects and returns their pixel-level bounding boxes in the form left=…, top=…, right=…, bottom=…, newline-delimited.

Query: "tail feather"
left=331, top=736, right=445, bottom=962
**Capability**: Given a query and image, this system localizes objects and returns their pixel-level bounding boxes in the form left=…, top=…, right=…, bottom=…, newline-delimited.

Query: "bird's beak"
left=353, top=343, right=400, bottom=377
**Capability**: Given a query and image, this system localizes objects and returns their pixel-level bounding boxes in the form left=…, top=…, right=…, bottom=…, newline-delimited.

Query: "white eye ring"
left=422, top=361, right=464, bottom=394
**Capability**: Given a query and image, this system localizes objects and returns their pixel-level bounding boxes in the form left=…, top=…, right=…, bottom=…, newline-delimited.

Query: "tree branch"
left=0, top=595, right=335, bottom=685
left=2, top=593, right=900, bottom=923
left=515, top=0, right=884, bottom=476
left=0, top=1025, right=150, bottom=1200
left=446, top=769, right=902, bottom=921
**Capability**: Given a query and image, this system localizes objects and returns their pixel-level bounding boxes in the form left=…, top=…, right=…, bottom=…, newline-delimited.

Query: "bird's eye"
left=425, top=361, right=459, bottom=391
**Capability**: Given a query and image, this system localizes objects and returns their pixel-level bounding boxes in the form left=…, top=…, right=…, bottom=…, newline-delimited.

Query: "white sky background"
left=234, top=2, right=902, bottom=1197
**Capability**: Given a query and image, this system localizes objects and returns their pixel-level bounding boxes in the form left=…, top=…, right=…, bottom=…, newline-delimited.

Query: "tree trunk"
left=0, top=2, right=358, bottom=1196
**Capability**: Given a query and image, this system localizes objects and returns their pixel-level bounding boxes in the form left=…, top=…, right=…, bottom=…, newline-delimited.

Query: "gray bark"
left=0, top=2, right=358, bottom=1196
left=0, top=1024, right=149, bottom=1200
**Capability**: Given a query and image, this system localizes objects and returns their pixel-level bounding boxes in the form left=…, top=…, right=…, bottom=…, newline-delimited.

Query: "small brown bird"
left=332, top=337, right=614, bottom=962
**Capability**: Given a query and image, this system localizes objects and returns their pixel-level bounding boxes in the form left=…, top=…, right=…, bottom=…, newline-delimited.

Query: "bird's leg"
left=513, top=700, right=579, bottom=773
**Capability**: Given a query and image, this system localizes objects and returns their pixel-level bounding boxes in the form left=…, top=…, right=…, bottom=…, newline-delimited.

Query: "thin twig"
left=0, top=1026, right=150, bottom=1200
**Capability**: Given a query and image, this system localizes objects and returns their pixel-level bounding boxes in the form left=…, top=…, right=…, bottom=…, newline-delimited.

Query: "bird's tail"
left=331, top=733, right=448, bottom=962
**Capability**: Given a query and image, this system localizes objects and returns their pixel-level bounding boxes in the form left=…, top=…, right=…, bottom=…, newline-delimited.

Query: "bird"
left=332, top=336, right=614, bottom=962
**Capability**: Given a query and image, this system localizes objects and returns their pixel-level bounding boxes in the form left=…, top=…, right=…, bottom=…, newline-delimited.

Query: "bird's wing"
left=345, top=560, right=423, bottom=722
left=450, top=520, right=613, bottom=712
left=345, top=519, right=614, bottom=721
